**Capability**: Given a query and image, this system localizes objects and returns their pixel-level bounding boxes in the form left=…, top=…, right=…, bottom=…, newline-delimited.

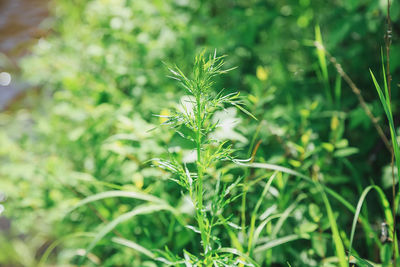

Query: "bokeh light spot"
left=0, top=72, right=11, bottom=86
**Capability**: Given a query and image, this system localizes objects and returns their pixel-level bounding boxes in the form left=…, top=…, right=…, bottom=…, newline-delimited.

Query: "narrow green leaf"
left=252, top=214, right=282, bottom=249
left=111, top=237, right=155, bottom=258
left=65, top=190, right=167, bottom=216
left=370, top=69, right=400, bottom=187
left=78, top=204, right=170, bottom=265
left=38, top=232, right=95, bottom=267
left=318, top=184, right=347, bottom=267
left=216, top=247, right=260, bottom=267
left=348, top=185, right=393, bottom=264
left=248, top=172, right=278, bottom=252
left=351, top=254, right=375, bottom=267
left=254, top=234, right=310, bottom=253
left=236, top=161, right=380, bottom=246
left=315, top=25, right=328, bottom=82
left=315, top=24, right=332, bottom=105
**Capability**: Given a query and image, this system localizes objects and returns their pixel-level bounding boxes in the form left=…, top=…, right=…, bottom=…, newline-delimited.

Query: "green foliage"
left=0, top=0, right=399, bottom=266
left=155, top=52, right=256, bottom=265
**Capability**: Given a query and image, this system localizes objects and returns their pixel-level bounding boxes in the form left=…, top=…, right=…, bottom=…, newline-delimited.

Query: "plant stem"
left=241, top=189, right=248, bottom=240
left=195, top=93, right=209, bottom=258
left=242, top=121, right=263, bottom=247
left=196, top=94, right=203, bottom=213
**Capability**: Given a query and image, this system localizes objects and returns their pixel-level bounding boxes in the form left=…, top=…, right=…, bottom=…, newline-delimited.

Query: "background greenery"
left=0, top=0, right=399, bottom=266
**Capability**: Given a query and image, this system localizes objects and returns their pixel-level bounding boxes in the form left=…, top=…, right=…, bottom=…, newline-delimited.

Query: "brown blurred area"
left=0, top=0, right=48, bottom=57
left=0, top=0, right=49, bottom=110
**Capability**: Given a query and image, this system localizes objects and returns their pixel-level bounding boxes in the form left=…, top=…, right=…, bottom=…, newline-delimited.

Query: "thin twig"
left=314, top=41, right=392, bottom=152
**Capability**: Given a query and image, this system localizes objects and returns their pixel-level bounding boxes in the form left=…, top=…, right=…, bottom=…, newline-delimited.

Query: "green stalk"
left=242, top=121, right=263, bottom=243
left=248, top=171, right=277, bottom=256
left=196, top=94, right=203, bottom=212
left=195, top=93, right=209, bottom=259
left=318, top=184, right=347, bottom=267
left=241, top=190, right=248, bottom=240
left=164, top=53, right=254, bottom=265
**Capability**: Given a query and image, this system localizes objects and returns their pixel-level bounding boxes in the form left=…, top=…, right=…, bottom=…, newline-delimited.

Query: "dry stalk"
left=314, top=41, right=392, bottom=152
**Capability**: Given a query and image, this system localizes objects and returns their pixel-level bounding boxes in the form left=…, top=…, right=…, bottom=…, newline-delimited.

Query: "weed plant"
left=155, top=51, right=257, bottom=265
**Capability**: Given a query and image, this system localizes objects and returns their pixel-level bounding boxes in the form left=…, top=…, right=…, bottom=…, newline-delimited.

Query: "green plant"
left=1, top=0, right=399, bottom=265
left=155, top=51, right=257, bottom=265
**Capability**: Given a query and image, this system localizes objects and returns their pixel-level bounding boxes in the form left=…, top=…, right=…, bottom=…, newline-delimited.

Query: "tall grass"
left=57, top=48, right=399, bottom=266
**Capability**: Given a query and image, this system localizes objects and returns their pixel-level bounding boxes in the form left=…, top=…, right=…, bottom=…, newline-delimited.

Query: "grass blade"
left=252, top=214, right=282, bottom=250
left=315, top=25, right=332, bottom=106
left=216, top=247, right=260, bottom=267
left=235, top=161, right=381, bottom=246
left=349, top=185, right=394, bottom=264
left=248, top=171, right=278, bottom=253
left=111, top=237, right=155, bottom=258
left=38, top=232, right=95, bottom=267
left=78, top=204, right=170, bottom=265
left=235, top=161, right=371, bottom=266
left=318, top=184, right=347, bottom=267
left=351, top=254, right=375, bottom=267
left=254, top=234, right=310, bottom=253
left=65, top=190, right=167, bottom=215
left=370, top=70, right=400, bottom=185
left=315, top=25, right=328, bottom=82
left=271, top=195, right=305, bottom=238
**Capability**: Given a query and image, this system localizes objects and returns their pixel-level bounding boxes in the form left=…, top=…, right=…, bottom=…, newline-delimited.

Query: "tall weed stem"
left=157, top=51, right=254, bottom=265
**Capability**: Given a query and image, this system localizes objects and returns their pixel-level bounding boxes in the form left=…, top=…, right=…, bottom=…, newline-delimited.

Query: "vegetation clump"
left=155, top=52, right=256, bottom=265
left=0, top=0, right=399, bottom=266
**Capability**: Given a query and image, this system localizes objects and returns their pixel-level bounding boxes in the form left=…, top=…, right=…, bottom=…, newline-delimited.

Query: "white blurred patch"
left=182, top=150, right=197, bottom=163
left=210, top=107, right=248, bottom=143
left=0, top=72, right=11, bottom=86
left=179, top=195, right=195, bottom=215
left=0, top=192, right=5, bottom=202
left=178, top=95, right=195, bottom=118
left=110, top=17, right=123, bottom=29
left=87, top=45, right=103, bottom=57
left=0, top=204, right=4, bottom=215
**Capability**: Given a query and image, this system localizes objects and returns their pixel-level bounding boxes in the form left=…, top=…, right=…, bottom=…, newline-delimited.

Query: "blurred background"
left=0, top=0, right=48, bottom=109
left=0, top=0, right=399, bottom=266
